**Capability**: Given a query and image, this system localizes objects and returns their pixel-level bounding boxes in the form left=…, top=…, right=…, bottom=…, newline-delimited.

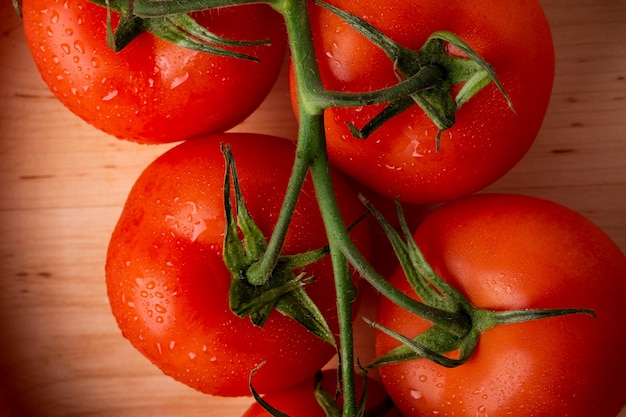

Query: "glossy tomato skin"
left=105, top=133, right=370, bottom=397
left=376, top=194, right=626, bottom=416
left=241, top=369, right=394, bottom=417
left=22, top=0, right=286, bottom=143
left=302, top=0, right=554, bottom=204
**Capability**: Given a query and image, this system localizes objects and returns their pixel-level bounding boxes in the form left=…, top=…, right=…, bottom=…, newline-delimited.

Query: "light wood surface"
left=1, top=1, right=625, bottom=416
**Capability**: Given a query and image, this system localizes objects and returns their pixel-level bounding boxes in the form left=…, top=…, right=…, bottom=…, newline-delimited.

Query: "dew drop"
left=188, top=352, right=196, bottom=360
left=170, top=72, right=190, bottom=89
left=74, top=40, right=85, bottom=54
left=155, top=304, right=167, bottom=314
left=102, top=90, right=118, bottom=101
left=50, top=10, right=60, bottom=24
left=60, top=43, right=71, bottom=55
left=169, top=341, right=176, bottom=350
left=409, top=390, right=423, bottom=400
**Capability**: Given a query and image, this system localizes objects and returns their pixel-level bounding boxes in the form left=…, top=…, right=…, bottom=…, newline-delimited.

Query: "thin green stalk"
left=245, top=144, right=312, bottom=285
left=244, top=0, right=321, bottom=284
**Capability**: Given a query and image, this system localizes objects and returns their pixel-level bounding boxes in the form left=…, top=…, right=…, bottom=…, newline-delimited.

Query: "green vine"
left=85, top=1, right=593, bottom=416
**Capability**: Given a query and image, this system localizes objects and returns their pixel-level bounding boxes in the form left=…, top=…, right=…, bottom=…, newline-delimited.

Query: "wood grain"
left=1, top=1, right=625, bottom=416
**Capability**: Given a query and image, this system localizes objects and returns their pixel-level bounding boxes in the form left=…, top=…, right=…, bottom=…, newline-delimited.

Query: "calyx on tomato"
left=362, top=198, right=595, bottom=369
left=89, top=0, right=271, bottom=59
left=221, top=145, right=337, bottom=347
left=316, top=0, right=514, bottom=150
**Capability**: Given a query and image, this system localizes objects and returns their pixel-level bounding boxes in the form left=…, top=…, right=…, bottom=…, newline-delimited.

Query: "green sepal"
left=144, top=15, right=262, bottom=61
left=221, top=144, right=336, bottom=347
left=359, top=196, right=462, bottom=312
left=313, top=371, right=343, bottom=417
left=106, top=11, right=145, bottom=52
left=249, top=363, right=293, bottom=417
left=90, top=0, right=269, bottom=58
left=314, top=0, right=513, bottom=151
left=365, top=319, right=466, bottom=369
left=93, top=0, right=255, bottom=17
left=89, top=0, right=254, bottom=18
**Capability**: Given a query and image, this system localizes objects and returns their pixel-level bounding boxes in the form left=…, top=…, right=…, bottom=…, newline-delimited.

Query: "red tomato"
left=105, top=133, right=370, bottom=396
left=21, top=0, right=286, bottom=143
left=241, top=369, right=395, bottom=417
left=298, top=0, right=554, bottom=204
left=375, top=194, right=626, bottom=416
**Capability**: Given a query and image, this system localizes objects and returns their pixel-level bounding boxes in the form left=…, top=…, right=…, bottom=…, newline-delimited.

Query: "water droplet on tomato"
left=170, top=72, right=190, bottom=89
left=155, top=304, right=167, bottom=314
left=46, top=27, right=54, bottom=38
left=91, top=57, right=100, bottom=68
left=409, top=389, right=423, bottom=399
left=169, top=341, right=176, bottom=350
left=419, top=374, right=428, bottom=382
left=188, top=352, right=196, bottom=360
left=102, top=90, right=118, bottom=101
left=60, top=43, right=71, bottom=55
left=74, top=40, right=85, bottom=54
left=50, top=11, right=60, bottom=24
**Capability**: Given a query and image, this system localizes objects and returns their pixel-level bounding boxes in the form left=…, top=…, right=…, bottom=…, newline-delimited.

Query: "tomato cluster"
left=20, top=0, right=626, bottom=416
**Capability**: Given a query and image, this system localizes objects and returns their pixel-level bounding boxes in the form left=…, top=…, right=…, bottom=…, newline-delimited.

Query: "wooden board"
left=1, top=1, right=625, bottom=416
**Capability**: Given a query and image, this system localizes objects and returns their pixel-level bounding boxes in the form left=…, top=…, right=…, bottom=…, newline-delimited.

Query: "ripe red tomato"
left=300, top=0, right=554, bottom=204
left=241, top=369, right=395, bottom=417
left=105, top=133, right=370, bottom=396
left=375, top=194, right=626, bottom=416
left=21, top=0, right=286, bottom=144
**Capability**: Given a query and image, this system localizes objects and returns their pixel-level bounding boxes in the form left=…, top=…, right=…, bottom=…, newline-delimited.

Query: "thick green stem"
left=306, top=116, right=358, bottom=417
